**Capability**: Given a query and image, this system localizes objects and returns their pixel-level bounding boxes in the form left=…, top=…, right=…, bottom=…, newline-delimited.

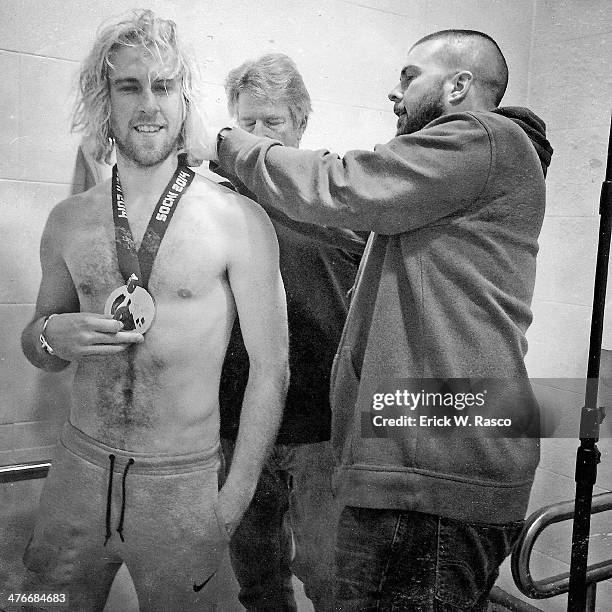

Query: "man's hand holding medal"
left=38, top=312, right=144, bottom=362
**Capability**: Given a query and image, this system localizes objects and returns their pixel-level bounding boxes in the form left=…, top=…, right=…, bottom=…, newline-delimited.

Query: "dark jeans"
left=335, top=506, right=524, bottom=611
left=221, top=438, right=340, bottom=612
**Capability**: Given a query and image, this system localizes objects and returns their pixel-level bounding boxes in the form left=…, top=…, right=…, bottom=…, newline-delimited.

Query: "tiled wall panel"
left=545, top=127, right=609, bottom=218
left=529, top=34, right=611, bottom=131
left=532, top=215, right=599, bottom=306
left=0, top=181, right=73, bottom=304
left=533, top=0, right=612, bottom=44
left=18, top=55, right=81, bottom=184
left=0, top=52, right=21, bottom=180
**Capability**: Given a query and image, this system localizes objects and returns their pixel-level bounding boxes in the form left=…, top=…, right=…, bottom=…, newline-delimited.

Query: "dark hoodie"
left=218, top=107, right=552, bottom=523
left=493, top=106, right=553, bottom=176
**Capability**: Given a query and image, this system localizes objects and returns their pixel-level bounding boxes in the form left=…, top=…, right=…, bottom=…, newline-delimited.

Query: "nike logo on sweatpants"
left=193, top=570, right=217, bottom=592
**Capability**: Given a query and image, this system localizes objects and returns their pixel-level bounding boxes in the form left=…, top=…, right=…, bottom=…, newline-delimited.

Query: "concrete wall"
left=2, top=0, right=611, bottom=609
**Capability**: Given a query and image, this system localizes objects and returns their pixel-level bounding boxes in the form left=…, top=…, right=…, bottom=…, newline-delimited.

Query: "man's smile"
left=134, top=124, right=164, bottom=133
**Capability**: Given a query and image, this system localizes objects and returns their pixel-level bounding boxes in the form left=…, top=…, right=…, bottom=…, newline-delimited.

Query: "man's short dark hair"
left=413, top=29, right=508, bottom=106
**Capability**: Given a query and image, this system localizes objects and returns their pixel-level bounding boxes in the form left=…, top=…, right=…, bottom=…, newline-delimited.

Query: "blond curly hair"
left=72, top=9, right=205, bottom=165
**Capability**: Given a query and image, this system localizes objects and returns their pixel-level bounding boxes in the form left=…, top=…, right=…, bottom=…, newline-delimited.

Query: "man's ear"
left=296, top=116, right=308, bottom=143
left=448, top=71, right=473, bottom=105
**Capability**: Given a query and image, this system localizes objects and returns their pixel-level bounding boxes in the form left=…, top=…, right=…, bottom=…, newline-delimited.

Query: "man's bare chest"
left=62, top=208, right=229, bottom=309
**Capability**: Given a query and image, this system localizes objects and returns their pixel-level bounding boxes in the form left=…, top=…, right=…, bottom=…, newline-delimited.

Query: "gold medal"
left=104, top=274, right=155, bottom=333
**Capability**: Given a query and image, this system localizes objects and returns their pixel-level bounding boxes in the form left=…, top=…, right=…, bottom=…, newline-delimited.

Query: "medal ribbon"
left=111, top=160, right=195, bottom=290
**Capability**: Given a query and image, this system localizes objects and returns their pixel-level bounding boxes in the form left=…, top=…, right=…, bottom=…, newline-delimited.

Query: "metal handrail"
left=511, top=492, right=612, bottom=599
left=0, top=462, right=50, bottom=483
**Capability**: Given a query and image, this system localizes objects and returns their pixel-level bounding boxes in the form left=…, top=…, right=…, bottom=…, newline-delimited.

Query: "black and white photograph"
left=1, top=1, right=611, bottom=610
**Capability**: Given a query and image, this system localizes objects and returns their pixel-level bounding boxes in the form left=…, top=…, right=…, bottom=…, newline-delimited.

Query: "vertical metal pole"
left=585, top=582, right=597, bottom=612
left=567, top=115, right=612, bottom=611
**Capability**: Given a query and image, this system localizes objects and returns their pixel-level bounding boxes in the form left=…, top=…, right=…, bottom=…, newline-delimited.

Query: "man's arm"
left=218, top=195, right=289, bottom=532
left=209, top=161, right=368, bottom=255
left=216, top=112, right=491, bottom=235
left=21, top=202, right=144, bottom=371
left=262, top=205, right=369, bottom=255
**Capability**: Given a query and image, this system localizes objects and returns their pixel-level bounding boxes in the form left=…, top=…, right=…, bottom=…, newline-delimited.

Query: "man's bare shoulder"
left=47, top=180, right=111, bottom=228
left=187, top=174, right=273, bottom=231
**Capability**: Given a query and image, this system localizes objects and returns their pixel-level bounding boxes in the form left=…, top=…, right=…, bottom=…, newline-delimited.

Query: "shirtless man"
left=20, top=10, right=288, bottom=611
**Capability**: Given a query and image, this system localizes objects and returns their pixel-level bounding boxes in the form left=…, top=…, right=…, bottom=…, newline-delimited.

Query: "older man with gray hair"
left=215, top=53, right=366, bottom=611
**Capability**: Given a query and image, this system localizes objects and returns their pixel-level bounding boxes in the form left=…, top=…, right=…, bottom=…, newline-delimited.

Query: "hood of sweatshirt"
left=492, top=106, right=553, bottom=176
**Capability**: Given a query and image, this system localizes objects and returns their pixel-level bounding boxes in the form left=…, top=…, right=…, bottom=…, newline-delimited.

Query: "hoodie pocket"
left=330, top=347, right=361, bottom=465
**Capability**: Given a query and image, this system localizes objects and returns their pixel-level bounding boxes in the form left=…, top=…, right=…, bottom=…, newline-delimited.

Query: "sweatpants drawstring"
left=117, top=458, right=134, bottom=542
left=104, top=454, right=116, bottom=546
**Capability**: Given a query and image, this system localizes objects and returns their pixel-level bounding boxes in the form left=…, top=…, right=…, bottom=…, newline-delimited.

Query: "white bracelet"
left=39, top=314, right=58, bottom=355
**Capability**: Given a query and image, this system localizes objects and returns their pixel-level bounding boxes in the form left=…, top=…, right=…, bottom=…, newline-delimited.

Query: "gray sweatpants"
left=23, top=422, right=231, bottom=611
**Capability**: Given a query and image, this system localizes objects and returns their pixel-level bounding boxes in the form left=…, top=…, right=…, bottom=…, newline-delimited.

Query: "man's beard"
left=113, top=129, right=181, bottom=167
left=396, top=87, right=445, bottom=136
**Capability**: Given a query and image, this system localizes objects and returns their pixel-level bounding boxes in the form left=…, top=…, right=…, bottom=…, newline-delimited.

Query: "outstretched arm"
left=218, top=196, right=289, bottom=532
left=210, top=161, right=368, bottom=255
left=215, top=113, right=490, bottom=234
left=21, top=202, right=144, bottom=371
